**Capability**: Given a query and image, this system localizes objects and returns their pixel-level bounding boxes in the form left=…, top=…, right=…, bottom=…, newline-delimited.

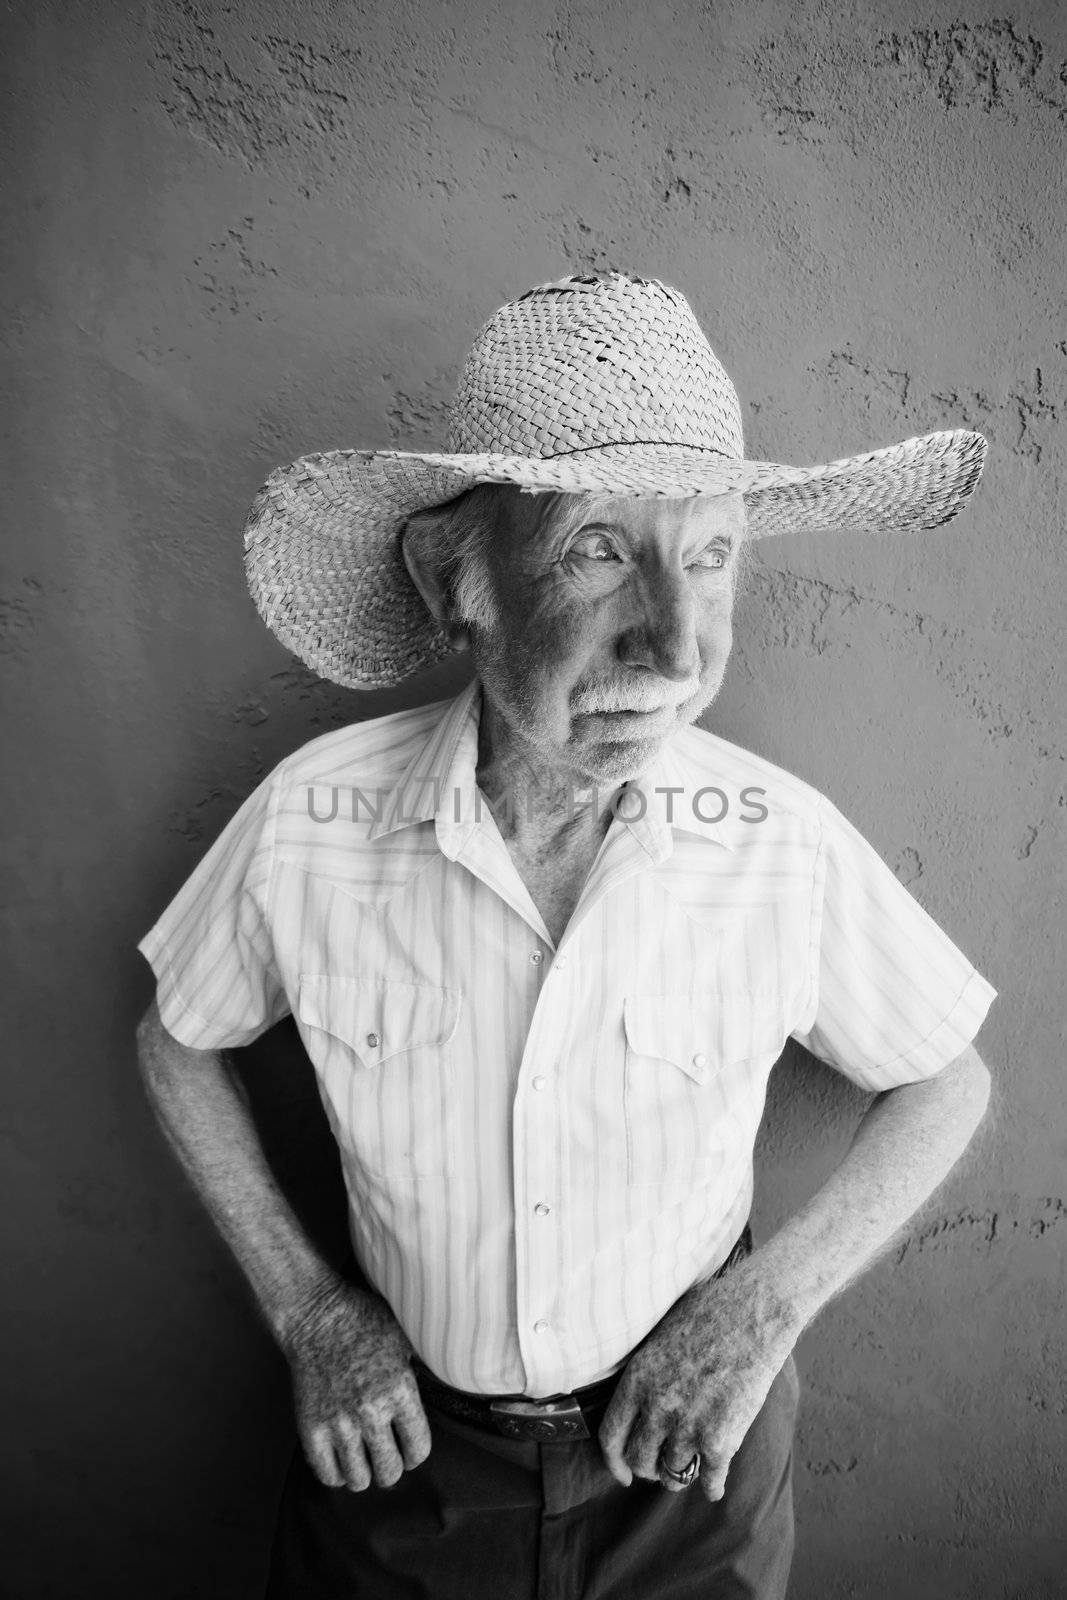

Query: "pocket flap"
left=624, top=988, right=786, bottom=1081
left=297, top=975, right=461, bottom=1066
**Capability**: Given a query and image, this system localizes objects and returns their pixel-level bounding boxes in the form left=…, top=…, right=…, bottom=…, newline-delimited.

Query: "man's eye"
left=570, top=532, right=619, bottom=562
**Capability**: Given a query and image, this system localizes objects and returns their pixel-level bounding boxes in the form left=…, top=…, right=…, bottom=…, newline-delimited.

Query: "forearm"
left=755, top=1044, right=992, bottom=1333
left=135, top=997, right=356, bottom=1347
left=602, top=1049, right=991, bottom=1493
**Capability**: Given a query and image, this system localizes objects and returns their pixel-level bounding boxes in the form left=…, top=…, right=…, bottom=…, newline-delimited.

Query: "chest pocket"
left=622, top=988, right=788, bottom=1188
left=297, top=976, right=462, bottom=1184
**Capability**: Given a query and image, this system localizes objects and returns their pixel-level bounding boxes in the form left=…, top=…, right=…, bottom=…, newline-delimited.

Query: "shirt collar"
left=366, top=676, right=485, bottom=859
left=616, top=733, right=734, bottom=863
left=366, top=676, right=732, bottom=860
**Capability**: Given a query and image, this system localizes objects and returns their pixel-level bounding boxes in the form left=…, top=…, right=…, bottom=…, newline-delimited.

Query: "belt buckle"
left=488, top=1395, right=590, bottom=1442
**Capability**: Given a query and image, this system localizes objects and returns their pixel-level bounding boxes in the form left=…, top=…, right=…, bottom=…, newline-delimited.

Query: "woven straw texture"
left=244, top=272, right=988, bottom=689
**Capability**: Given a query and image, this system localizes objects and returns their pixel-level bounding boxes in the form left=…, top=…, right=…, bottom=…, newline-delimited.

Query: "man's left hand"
left=598, top=1255, right=801, bottom=1502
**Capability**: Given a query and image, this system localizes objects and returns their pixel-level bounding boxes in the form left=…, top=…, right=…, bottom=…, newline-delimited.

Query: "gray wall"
left=4, top=1, right=1064, bottom=1596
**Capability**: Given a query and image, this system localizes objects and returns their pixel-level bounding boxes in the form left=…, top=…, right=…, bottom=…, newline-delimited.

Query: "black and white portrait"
left=5, top=4, right=1063, bottom=1598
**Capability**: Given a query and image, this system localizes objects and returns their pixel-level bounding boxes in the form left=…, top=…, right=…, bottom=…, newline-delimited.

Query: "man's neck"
left=474, top=697, right=623, bottom=855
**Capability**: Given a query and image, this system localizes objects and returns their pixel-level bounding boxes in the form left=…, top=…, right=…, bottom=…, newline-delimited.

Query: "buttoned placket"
left=510, top=930, right=576, bottom=1394
left=442, top=813, right=570, bottom=1394
left=431, top=732, right=685, bottom=1394
left=508, top=822, right=675, bottom=1396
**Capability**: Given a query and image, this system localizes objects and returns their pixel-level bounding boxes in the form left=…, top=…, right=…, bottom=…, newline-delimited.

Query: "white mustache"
left=572, top=677, right=702, bottom=714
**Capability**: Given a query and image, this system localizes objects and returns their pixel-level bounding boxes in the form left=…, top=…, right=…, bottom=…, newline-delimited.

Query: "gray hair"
left=401, top=482, right=514, bottom=634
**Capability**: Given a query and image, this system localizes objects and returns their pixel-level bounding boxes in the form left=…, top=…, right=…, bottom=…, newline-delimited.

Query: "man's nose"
left=616, top=566, right=702, bottom=682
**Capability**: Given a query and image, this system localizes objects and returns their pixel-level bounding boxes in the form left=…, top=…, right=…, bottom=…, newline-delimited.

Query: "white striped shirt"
left=137, top=677, right=996, bottom=1396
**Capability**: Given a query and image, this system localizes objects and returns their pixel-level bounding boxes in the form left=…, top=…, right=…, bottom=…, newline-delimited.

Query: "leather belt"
left=414, top=1364, right=617, bottom=1441
left=413, top=1223, right=752, bottom=1443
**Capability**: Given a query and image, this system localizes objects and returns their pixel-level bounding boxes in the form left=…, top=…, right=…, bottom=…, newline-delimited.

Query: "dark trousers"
left=264, top=1353, right=799, bottom=1600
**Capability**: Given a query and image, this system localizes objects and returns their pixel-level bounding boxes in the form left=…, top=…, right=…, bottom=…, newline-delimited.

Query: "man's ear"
left=400, top=524, right=471, bottom=652
left=400, top=524, right=451, bottom=625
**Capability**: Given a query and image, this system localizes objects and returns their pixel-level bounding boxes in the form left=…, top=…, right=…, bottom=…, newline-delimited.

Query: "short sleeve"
left=790, top=795, right=996, bottom=1091
left=136, top=770, right=292, bottom=1050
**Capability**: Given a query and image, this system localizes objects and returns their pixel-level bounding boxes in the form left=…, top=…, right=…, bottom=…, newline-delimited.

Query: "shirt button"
left=692, top=1052, right=706, bottom=1068
left=534, top=1202, right=551, bottom=1217
left=534, top=1319, right=551, bottom=1334
left=532, top=1075, right=548, bottom=1092
left=530, top=951, right=543, bottom=964
left=366, top=1032, right=381, bottom=1048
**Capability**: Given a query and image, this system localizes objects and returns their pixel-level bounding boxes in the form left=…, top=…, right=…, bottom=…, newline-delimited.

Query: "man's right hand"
left=282, top=1278, right=433, bottom=1492
left=134, top=1009, right=433, bottom=1494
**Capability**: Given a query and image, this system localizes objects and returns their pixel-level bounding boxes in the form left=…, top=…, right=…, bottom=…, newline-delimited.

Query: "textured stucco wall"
left=3, top=1, right=1065, bottom=1596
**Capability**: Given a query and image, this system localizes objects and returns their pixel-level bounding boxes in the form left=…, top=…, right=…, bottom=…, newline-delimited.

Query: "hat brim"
left=244, top=430, right=987, bottom=690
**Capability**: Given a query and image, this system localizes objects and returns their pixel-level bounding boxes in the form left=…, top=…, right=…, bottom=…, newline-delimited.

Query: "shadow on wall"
left=234, top=1022, right=358, bottom=1285
left=754, top=1040, right=872, bottom=1230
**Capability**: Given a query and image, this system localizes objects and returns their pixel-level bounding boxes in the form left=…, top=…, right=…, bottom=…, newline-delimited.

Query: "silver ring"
left=658, top=1450, right=701, bottom=1487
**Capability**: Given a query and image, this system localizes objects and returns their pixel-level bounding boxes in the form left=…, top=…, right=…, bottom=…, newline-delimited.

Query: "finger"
left=658, top=1433, right=702, bottom=1495
left=624, top=1412, right=671, bottom=1482
left=302, top=1422, right=345, bottom=1490
left=699, top=1466, right=728, bottom=1503
left=696, top=1436, right=730, bottom=1503
left=598, top=1388, right=639, bottom=1486
left=333, top=1416, right=373, bottom=1493
left=362, top=1420, right=406, bottom=1488
left=393, top=1402, right=433, bottom=1471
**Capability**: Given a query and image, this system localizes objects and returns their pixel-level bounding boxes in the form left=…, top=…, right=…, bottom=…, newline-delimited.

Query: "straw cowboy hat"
left=243, top=271, right=987, bottom=690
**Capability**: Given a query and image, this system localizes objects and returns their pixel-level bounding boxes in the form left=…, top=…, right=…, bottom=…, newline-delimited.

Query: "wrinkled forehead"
left=505, top=486, right=747, bottom=543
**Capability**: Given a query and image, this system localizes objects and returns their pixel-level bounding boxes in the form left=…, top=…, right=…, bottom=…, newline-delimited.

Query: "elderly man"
left=135, top=273, right=995, bottom=1600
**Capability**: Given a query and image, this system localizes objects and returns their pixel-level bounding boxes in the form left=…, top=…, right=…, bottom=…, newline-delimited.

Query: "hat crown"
left=447, top=272, right=745, bottom=461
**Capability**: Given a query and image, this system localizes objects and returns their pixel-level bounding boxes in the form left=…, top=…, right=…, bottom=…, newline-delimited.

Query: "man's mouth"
left=573, top=704, right=684, bottom=739
left=590, top=705, right=677, bottom=720
left=571, top=679, right=701, bottom=719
